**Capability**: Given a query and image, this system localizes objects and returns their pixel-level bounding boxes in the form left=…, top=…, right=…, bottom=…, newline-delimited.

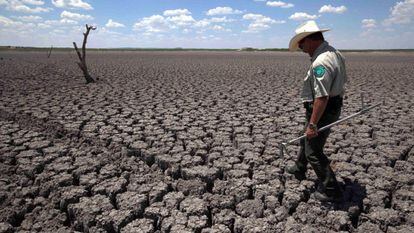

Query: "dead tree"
left=73, top=24, right=96, bottom=84
left=47, top=45, right=53, bottom=58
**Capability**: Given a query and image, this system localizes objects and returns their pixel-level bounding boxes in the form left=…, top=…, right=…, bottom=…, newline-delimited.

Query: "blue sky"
left=0, top=0, right=413, bottom=49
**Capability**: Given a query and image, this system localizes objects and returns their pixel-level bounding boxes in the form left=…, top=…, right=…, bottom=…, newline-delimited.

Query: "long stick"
left=280, top=102, right=381, bottom=157
left=288, top=102, right=380, bottom=144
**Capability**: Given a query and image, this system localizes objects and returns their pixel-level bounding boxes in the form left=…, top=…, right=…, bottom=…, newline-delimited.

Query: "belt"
left=303, top=95, right=343, bottom=111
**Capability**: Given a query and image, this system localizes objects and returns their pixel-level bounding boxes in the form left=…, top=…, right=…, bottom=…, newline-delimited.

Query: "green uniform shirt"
left=301, top=41, right=347, bottom=102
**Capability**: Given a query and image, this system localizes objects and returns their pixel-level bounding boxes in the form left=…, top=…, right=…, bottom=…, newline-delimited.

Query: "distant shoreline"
left=0, top=46, right=413, bottom=53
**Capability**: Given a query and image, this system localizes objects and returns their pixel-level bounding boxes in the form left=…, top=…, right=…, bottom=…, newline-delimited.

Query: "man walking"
left=287, top=21, right=347, bottom=202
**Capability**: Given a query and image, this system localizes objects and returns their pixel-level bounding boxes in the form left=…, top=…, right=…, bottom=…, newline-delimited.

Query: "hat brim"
left=289, top=29, right=330, bottom=52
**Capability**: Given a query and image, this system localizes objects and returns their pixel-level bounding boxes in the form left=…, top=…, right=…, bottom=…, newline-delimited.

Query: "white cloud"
left=289, top=12, right=319, bottom=21
left=209, top=25, right=231, bottom=32
left=38, top=17, right=77, bottom=28
left=0, top=15, right=39, bottom=33
left=1, top=0, right=51, bottom=13
left=36, top=22, right=50, bottom=28
left=362, top=19, right=376, bottom=29
left=212, top=25, right=224, bottom=31
left=194, top=19, right=210, bottom=28
left=167, top=14, right=196, bottom=27
left=243, top=13, right=285, bottom=33
left=243, top=13, right=268, bottom=21
left=22, top=0, right=44, bottom=5
left=163, top=8, right=191, bottom=16
left=208, top=17, right=235, bottom=23
left=59, top=18, right=77, bottom=24
left=266, top=1, right=294, bottom=8
left=206, top=6, right=243, bottom=16
left=133, top=15, right=170, bottom=33
left=0, top=26, right=38, bottom=41
left=96, top=26, right=124, bottom=36
left=52, top=0, right=93, bottom=10
left=245, top=22, right=271, bottom=32
left=105, top=19, right=125, bottom=28
left=194, top=17, right=234, bottom=28
left=194, top=34, right=221, bottom=41
left=15, top=15, right=42, bottom=22
left=133, top=12, right=237, bottom=35
left=0, top=15, right=17, bottom=26
left=192, top=17, right=235, bottom=33
left=60, top=10, right=93, bottom=20
left=383, top=0, right=414, bottom=26
left=319, top=5, right=347, bottom=14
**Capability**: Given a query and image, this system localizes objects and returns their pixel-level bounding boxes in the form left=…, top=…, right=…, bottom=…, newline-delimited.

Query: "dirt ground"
left=0, top=51, right=413, bottom=233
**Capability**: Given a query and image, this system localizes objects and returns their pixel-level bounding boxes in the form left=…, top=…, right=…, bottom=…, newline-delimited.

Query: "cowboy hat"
left=289, top=20, right=330, bottom=52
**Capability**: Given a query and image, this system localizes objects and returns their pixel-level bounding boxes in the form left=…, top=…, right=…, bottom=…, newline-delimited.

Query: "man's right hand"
left=305, top=125, right=318, bottom=139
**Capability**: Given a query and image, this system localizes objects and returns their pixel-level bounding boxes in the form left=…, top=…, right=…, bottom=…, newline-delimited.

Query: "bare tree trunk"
left=47, top=45, right=53, bottom=58
left=73, top=24, right=96, bottom=84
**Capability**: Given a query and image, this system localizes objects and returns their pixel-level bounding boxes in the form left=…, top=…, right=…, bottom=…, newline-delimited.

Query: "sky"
left=0, top=0, right=413, bottom=49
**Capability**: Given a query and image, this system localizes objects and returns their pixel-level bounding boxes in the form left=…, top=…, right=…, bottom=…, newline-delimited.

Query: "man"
left=287, top=21, right=347, bottom=202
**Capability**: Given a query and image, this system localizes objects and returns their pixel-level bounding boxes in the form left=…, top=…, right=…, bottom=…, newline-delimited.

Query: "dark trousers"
left=296, top=99, right=342, bottom=195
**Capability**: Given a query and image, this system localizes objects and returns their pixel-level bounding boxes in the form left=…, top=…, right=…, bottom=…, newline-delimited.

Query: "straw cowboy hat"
left=289, top=20, right=330, bottom=52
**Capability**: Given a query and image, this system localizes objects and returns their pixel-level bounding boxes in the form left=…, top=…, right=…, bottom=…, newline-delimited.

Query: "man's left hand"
left=305, top=126, right=318, bottom=139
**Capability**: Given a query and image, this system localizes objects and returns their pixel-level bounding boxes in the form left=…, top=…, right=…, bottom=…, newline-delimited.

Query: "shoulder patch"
left=313, top=65, right=326, bottom=78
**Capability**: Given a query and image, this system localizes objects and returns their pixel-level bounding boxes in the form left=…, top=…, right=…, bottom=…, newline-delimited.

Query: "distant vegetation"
left=0, top=46, right=413, bottom=52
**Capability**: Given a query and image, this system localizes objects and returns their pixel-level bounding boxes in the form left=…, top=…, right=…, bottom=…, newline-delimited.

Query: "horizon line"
left=1, top=46, right=413, bottom=52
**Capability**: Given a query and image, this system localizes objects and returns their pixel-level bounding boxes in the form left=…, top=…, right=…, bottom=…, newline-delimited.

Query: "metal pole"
left=280, top=102, right=381, bottom=157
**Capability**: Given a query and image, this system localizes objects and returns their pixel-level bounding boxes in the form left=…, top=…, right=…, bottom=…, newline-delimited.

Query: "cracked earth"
left=0, top=51, right=413, bottom=233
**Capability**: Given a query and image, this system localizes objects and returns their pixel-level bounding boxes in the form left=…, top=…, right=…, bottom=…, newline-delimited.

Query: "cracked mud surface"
left=0, top=51, right=413, bottom=232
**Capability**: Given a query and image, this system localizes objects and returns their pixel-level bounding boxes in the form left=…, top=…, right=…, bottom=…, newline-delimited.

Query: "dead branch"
left=47, top=45, right=53, bottom=58
left=73, top=24, right=96, bottom=84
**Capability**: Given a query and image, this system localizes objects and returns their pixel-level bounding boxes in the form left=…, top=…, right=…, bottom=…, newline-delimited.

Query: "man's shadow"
left=321, top=178, right=367, bottom=227
left=341, top=178, right=367, bottom=206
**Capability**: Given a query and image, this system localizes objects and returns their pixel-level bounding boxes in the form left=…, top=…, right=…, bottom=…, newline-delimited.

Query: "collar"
left=311, top=41, right=329, bottom=62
